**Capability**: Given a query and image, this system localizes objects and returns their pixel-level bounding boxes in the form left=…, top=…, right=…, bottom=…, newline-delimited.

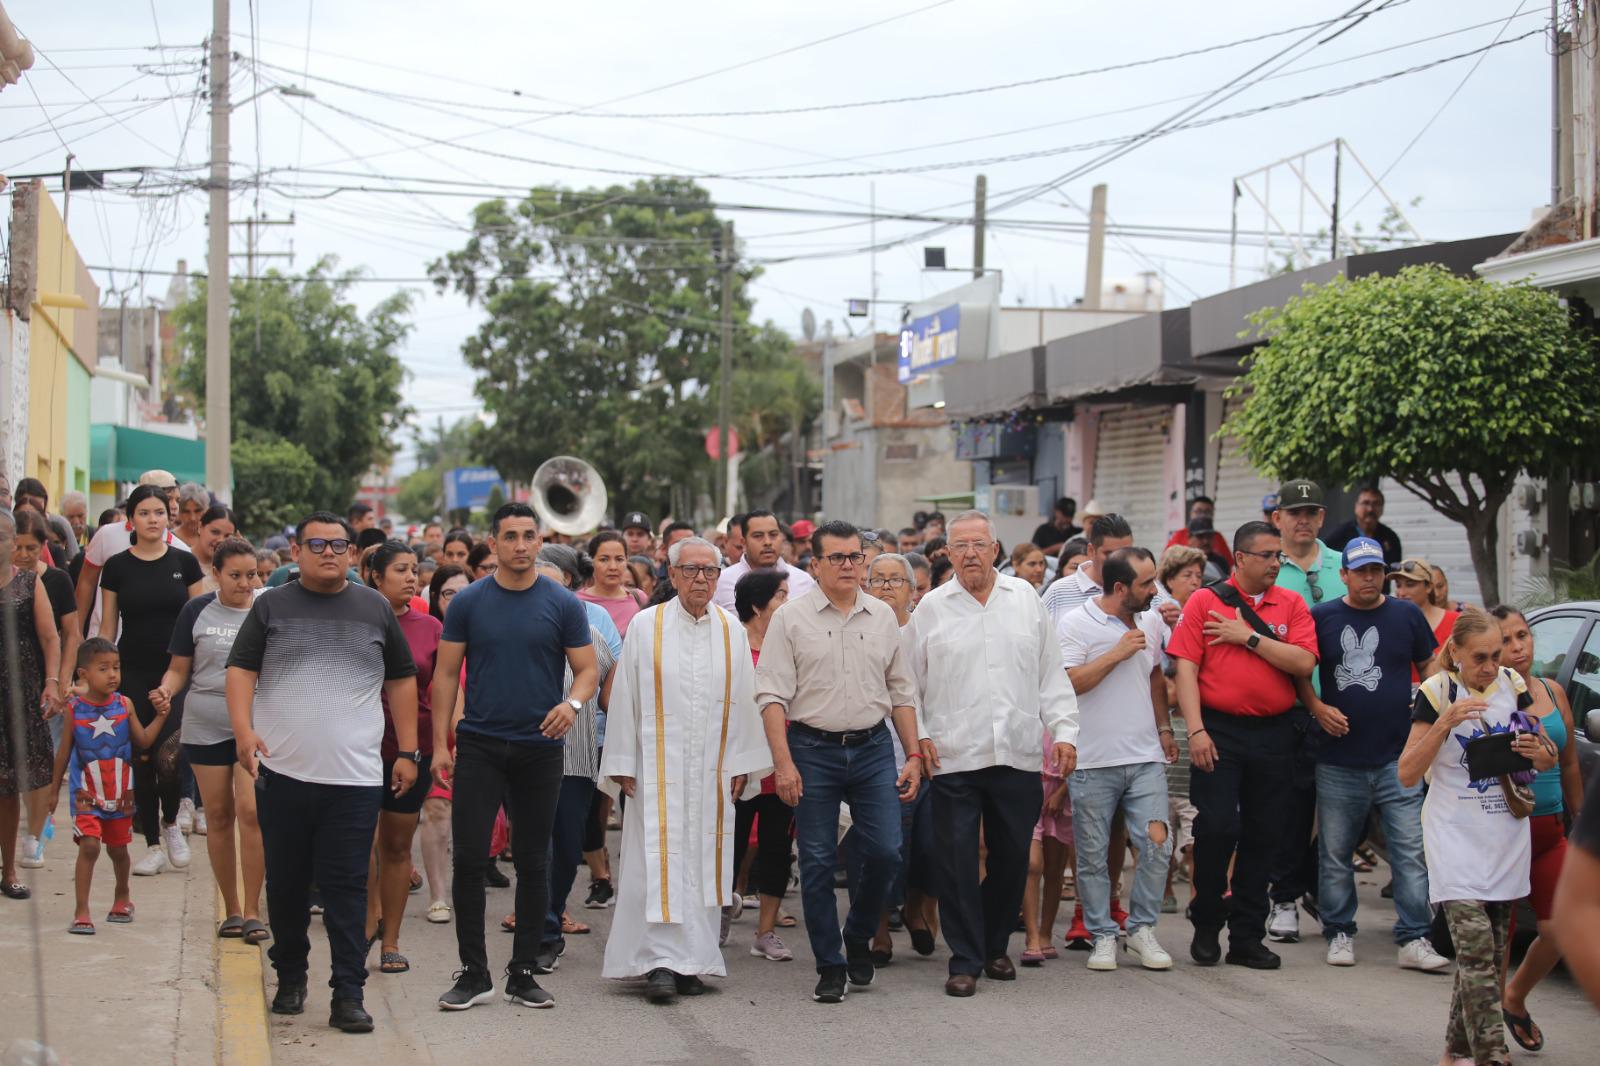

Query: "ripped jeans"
left=1068, top=761, right=1172, bottom=939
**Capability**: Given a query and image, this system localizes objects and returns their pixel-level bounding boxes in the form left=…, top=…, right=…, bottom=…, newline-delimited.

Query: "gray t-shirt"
left=169, top=592, right=252, bottom=746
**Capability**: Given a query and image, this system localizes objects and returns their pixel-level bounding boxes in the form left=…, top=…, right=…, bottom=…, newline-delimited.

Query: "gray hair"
left=870, top=551, right=914, bottom=585
left=536, top=543, right=583, bottom=588
left=177, top=482, right=211, bottom=508
left=668, top=535, right=719, bottom=566
left=904, top=551, right=931, bottom=576
left=947, top=509, right=997, bottom=539
left=60, top=490, right=88, bottom=512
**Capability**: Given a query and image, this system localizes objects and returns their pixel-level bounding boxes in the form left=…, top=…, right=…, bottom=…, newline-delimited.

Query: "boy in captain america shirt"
left=49, top=639, right=168, bottom=934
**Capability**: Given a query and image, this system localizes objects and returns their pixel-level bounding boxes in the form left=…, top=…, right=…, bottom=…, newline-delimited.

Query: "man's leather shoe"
left=1190, top=926, right=1222, bottom=966
left=673, top=973, right=705, bottom=996
left=645, top=968, right=677, bottom=1003
left=271, top=983, right=307, bottom=1015
left=329, top=998, right=373, bottom=1033
left=1225, top=941, right=1282, bottom=970
left=944, top=974, right=977, bottom=997
left=983, top=955, right=1016, bottom=981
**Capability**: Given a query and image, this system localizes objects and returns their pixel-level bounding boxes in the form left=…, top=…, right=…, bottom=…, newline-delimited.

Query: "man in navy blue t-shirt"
left=430, top=503, right=598, bottom=1011
left=1300, top=537, right=1447, bottom=973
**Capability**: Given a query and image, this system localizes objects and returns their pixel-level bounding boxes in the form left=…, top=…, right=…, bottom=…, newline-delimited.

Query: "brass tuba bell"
left=531, top=456, right=608, bottom=536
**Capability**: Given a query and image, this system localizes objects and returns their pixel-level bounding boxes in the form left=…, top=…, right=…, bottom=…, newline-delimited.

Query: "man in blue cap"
left=1296, top=537, right=1447, bottom=973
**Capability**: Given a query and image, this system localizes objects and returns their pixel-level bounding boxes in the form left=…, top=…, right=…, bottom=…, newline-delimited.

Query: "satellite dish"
left=801, top=307, right=816, bottom=341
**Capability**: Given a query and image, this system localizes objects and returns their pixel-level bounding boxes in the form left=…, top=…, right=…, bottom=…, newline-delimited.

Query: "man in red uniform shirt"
left=1167, top=520, right=1317, bottom=971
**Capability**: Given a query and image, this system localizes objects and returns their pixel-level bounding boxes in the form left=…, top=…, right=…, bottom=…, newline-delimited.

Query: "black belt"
left=789, top=720, right=886, bottom=747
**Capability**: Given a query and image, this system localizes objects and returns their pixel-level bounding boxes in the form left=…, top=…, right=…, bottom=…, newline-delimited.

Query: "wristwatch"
left=566, top=698, right=583, bottom=713
left=395, top=750, right=423, bottom=764
left=1246, top=633, right=1262, bottom=650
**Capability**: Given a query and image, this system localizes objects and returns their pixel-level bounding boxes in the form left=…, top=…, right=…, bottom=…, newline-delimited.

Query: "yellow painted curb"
left=214, top=826, right=271, bottom=1066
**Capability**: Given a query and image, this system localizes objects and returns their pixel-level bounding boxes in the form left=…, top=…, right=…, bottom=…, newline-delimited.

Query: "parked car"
left=1523, top=602, right=1600, bottom=784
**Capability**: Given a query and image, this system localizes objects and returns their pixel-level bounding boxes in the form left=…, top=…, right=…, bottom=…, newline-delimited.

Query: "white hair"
left=870, top=551, right=914, bottom=585
left=177, top=482, right=211, bottom=508
left=668, top=535, right=719, bottom=566
left=60, top=490, right=88, bottom=511
left=947, top=509, right=997, bottom=539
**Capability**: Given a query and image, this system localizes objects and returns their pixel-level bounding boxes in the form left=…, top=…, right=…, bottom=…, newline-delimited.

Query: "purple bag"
left=1505, top=709, right=1543, bottom=786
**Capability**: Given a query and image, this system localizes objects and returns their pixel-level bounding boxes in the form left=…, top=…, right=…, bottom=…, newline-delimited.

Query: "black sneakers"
left=844, top=940, right=875, bottom=987
left=584, top=878, right=614, bottom=908
left=505, top=964, right=554, bottom=1008
left=531, top=939, right=564, bottom=975
left=812, top=966, right=848, bottom=1004
left=1225, top=941, right=1282, bottom=970
left=1190, top=926, right=1222, bottom=967
left=483, top=863, right=511, bottom=889
left=329, top=998, right=373, bottom=1033
left=438, top=966, right=497, bottom=1011
left=271, top=982, right=307, bottom=1015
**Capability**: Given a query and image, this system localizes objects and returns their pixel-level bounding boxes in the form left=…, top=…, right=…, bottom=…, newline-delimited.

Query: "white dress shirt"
left=712, top=557, right=816, bottom=612
left=908, top=572, right=1080, bottom=775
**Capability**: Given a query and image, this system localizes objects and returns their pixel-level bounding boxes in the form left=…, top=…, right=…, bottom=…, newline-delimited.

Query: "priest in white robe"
left=600, top=536, right=772, bottom=1002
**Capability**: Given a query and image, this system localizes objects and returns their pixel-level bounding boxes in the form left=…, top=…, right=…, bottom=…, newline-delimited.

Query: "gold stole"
left=650, top=604, right=735, bottom=922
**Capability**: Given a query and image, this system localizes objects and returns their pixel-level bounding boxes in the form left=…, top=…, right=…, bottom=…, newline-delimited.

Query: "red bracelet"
left=906, top=753, right=923, bottom=760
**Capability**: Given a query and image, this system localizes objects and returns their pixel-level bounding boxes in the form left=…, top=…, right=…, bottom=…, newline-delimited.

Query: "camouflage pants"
left=1441, top=899, right=1511, bottom=1066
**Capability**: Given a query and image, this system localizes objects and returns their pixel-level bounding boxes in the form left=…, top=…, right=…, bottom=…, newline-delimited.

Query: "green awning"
left=91, top=423, right=208, bottom=485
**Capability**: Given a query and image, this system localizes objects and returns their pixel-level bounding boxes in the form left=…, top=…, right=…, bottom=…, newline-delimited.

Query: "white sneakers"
left=1398, top=937, right=1451, bottom=973
left=1087, top=934, right=1119, bottom=971
left=132, top=845, right=168, bottom=876
left=17, top=832, right=44, bottom=869
left=176, top=798, right=196, bottom=834
left=1267, top=901, right=1300, bottom=943
left=1124, top=926, right=1173, bottom=970
left=1326, top=932, right=1356, bottom=966
left=193, top=808, right=208, bottom=836
left=163, top=823, right=191, bottom=869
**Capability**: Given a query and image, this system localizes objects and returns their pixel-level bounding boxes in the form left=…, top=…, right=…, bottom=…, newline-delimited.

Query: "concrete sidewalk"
left=0, top=816, right=269, bottom=1066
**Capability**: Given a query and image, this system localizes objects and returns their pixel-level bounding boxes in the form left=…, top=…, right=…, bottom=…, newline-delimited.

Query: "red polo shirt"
left=1166, top=576, right=1317, bottom=717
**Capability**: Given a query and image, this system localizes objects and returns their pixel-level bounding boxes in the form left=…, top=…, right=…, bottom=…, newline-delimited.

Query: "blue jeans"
left=1068, top=762, right=1172, bottom=939
left=1314, top=760, right=1431, bottom=944
left=788, top=725, right=901, bottom=972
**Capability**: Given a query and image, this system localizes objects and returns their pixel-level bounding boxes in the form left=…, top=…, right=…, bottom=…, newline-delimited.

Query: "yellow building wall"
left=26, top=187, right=97, bottom=498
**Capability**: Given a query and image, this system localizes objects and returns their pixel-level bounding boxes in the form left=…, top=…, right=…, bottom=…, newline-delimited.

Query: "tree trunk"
left=1462, top=506, right=1503, bottom=609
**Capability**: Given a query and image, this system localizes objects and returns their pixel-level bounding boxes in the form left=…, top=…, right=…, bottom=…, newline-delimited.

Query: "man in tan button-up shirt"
left=754, top=520, right=921, bottom=1005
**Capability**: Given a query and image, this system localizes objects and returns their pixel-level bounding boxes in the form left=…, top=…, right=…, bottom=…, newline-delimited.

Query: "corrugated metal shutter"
left=1092, top=406, right=1171, bottom=548
left=1213, top=433, right=1276, bottom=544
left=1378, top=478, right=1483, bottom=605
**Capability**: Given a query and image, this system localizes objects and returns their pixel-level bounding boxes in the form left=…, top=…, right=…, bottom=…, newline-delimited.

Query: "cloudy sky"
left=4, top=0, right=1556, bottom=468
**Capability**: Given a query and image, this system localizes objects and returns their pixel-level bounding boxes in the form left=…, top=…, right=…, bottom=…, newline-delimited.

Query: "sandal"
left=379, top=950, right=410, bottom=974
left=106, top=900, right=135, bottom=923
left=501, top=914, right=516, bottom=933
left=218, top=914, right=246, bottom=938
left=242, top=919, right=271, bottom=944
left=409, top=868, right=423, bottom=894
left=1020, top=948, right=1047, bottom=967
left=1, top=881, right=31, bottom=900
left=561, top=913, right=590, bottom=935
left=776, top=911, right=797, bottom=928
left=1502, top=1007, right=1544, bottom=1052
left=69, top=916, right=95, bottom=935
left=1040, top=945, right=1059, bottom=960
left=365, top=920, right=383, bottom=956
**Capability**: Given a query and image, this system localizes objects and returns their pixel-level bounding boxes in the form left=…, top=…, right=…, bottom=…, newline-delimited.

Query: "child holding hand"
left=50, top=638, right=168, bottom=934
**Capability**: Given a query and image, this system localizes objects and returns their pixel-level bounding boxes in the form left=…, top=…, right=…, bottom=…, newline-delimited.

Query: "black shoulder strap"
left=1206, top=581, right=1275, bottom=640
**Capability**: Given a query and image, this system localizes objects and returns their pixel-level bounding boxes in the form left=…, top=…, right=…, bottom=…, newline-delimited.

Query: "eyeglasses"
left=948, top=539, right=993, bottom=555
left=304, top=538, right=352, bottom=556
left=673, top=564, right=722, bottom=579
left=1236, top=548, right=1279, bottom=561
left=868, top=576, right=908, bottom=589
left=439, top=587, right=460, bottom=600
left=822, top=552, right=867, bottom=567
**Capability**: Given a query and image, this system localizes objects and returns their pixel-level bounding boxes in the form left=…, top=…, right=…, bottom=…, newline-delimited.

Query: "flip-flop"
left=1040, top=946, right=1059, bottom=960
left=1503, top=1007, right=1544, bottom=1052
left=776, top=912, right=797, bottom=928
left=242, top=919, right=270, bottom=944
left=106, top=900, right=135, bottom=923
left=1, top=881, right=31, bottom=900
left=218, top=914, right=246, bottom=938
left=69, top=917, right=95, bottom=935
left=379, top=951, right=410, bottom=974
left=561, top=914, right=590, bottom=935
left=409, top=868, right=423, bottom=894
left=1020, top=949, right=1047, bottom=966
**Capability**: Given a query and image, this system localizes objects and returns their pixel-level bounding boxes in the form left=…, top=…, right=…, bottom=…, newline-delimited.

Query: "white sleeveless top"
left=1415, top=667, right=1532, bottom=903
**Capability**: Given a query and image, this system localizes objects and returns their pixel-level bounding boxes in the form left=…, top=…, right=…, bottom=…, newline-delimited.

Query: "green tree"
left=395, top=466, right=442, bottom=522
left=230, top=432, right=319, bottom=538
left=713, top=325, right=821, bottom=510
left=1225, top=265, right=1600, bottom=606
left=428, top=177, right=778, bottom=520
left=173, top=258, right=414, bottom=508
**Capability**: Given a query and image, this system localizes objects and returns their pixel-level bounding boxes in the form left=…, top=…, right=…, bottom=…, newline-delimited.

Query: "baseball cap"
left=790, top=519, right=816, bottom=541
left=621, top=511, right=651, bottom=532
left=138, top=469, right=178, bottom=489
left=1390, top=557, right=1434, bottom=583
left=1276, top=479, right=1324, bottom=510
left=1261, top=493, right=1280, bottom=512
left=1341, top=537, right=1386, bottom=570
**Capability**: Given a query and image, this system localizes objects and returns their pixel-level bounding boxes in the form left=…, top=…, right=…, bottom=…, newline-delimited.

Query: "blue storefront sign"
left=897, top=304, right=961, bottom=383
left=444, top=466, right=507, bottom=511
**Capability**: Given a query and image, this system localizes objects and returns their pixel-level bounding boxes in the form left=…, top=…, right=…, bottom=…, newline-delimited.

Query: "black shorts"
left=381, top=755, right=433, bottom=815
left=183, top=739, right=237, bottom=767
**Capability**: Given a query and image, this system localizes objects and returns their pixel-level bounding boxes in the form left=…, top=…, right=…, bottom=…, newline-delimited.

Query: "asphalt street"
left=268, top=840, right=1600, bottom=1066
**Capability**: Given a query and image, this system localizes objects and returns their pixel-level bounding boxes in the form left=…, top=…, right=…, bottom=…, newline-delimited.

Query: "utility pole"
left=1083, top=183, right=1108, bottom=310
left=205, top=0, right=231, bottom=501
left=1552, top=0, right=1564, bottom=206
left=1330, top=139, right=1342, bottom=259
left=972, top=173, right=987, bottom=279
left=230, top=213, right=294, bottom=278
left=717, top=220, right=734, bottom=518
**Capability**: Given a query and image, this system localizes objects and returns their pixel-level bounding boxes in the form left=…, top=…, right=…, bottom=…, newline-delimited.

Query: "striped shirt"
left=563, top=625, right=617, bottom=781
